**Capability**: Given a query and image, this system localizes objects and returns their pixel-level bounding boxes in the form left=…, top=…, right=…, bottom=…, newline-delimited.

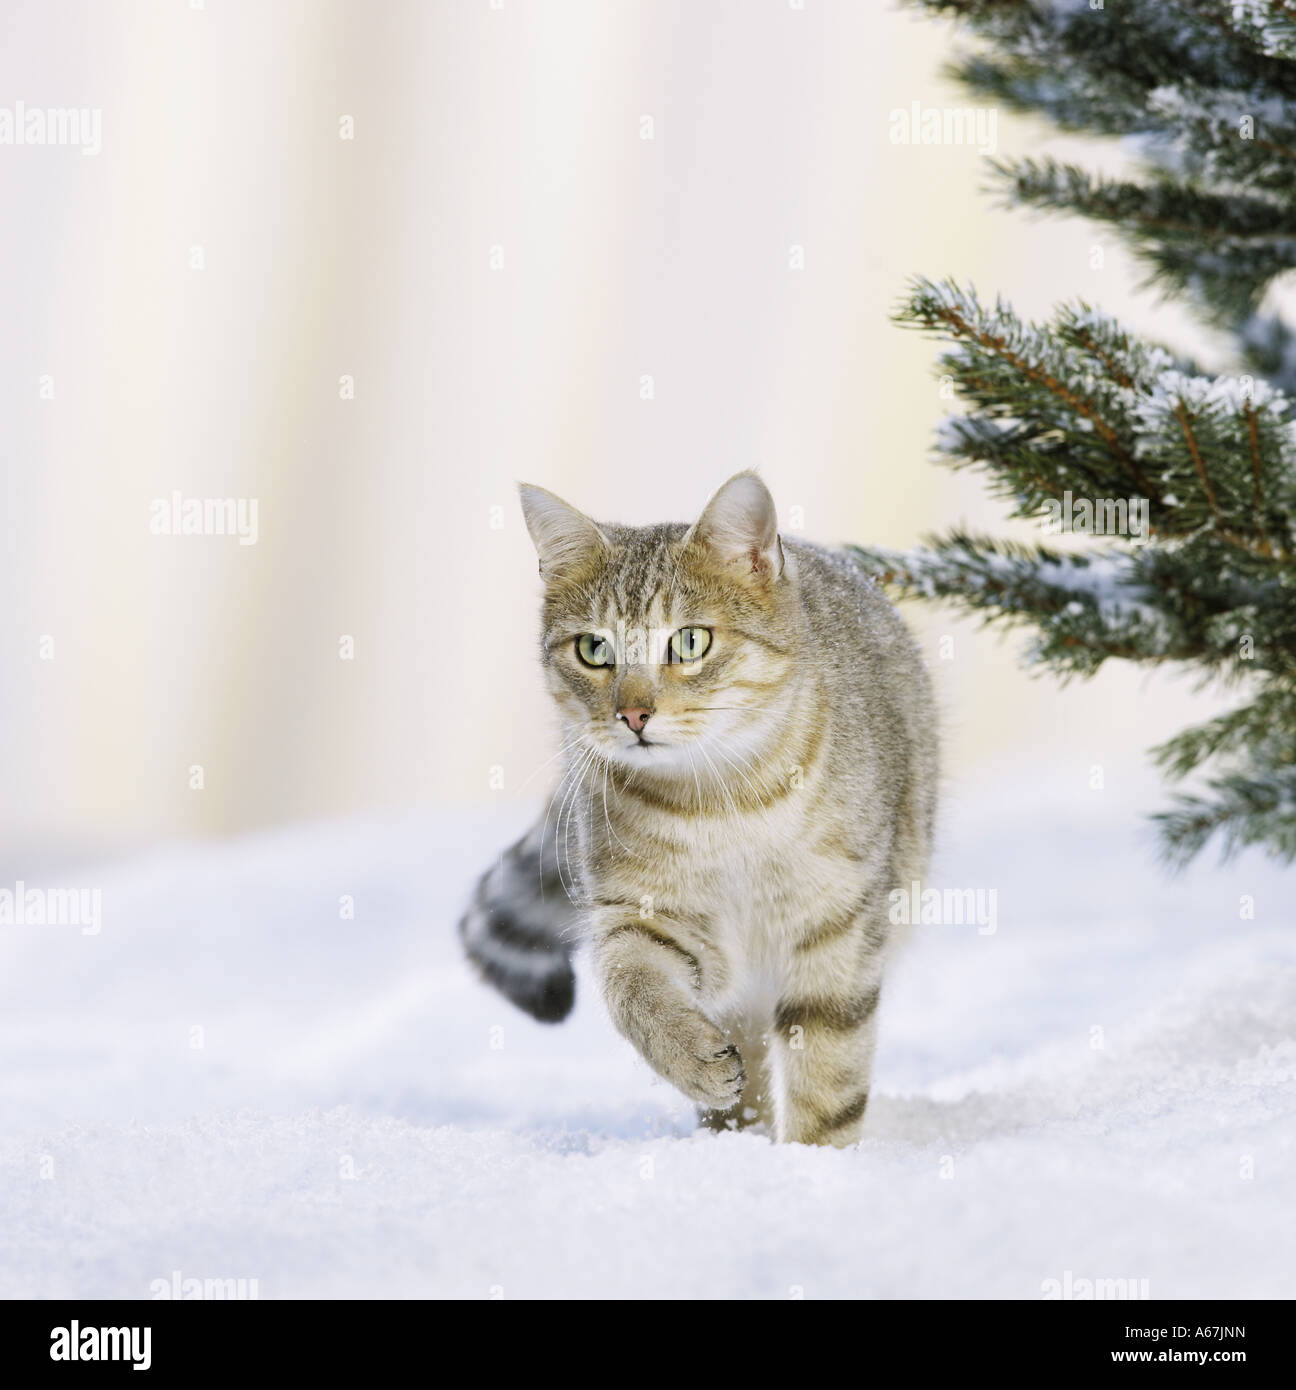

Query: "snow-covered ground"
left=1, top=787, right=1293, bottom=1299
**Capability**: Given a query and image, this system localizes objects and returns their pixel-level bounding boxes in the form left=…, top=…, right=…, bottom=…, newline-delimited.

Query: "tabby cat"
left=459, top=473, right=937, bottom=1146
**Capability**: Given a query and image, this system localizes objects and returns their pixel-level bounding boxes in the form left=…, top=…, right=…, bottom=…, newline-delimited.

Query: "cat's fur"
left=459, top=473, right=937, bottom=1146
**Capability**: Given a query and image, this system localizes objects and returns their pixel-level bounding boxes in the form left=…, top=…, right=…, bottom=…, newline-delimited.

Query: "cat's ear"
left=686, top=471, right=784, bottom=580
left=518, top=484, right=609, bottom=578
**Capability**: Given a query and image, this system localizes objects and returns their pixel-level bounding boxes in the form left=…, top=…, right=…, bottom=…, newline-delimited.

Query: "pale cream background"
left=1, top=0, right=1231, bottom=852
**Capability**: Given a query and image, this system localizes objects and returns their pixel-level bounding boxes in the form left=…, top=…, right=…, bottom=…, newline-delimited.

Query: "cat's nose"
left=616, top=707, right=652, bottom=734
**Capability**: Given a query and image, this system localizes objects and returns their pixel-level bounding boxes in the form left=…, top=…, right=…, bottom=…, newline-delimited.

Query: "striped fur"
left=461, top=473, right=938, bottom=1145
left=458, top=816, right=577, bottom=1023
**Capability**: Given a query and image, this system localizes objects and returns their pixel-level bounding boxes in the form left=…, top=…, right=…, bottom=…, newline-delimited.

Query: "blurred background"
left=1, top=0, right=1232, bottom=859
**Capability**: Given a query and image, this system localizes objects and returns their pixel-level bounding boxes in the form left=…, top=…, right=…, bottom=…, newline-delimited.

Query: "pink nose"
left=617, top=707, right=652, bottom=734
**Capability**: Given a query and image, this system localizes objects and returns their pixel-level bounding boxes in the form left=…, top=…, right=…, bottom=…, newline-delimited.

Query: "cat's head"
left=519, top=472, right=801, bottom=773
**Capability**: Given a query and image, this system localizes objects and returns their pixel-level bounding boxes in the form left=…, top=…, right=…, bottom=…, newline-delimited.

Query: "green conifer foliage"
left=852, top=1, right=1296, bottom=863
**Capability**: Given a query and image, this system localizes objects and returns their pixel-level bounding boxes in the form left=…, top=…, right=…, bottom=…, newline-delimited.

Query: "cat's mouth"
left=603, top=729, right=670, bottom=756
left=612, top=729, right=661, bottom=748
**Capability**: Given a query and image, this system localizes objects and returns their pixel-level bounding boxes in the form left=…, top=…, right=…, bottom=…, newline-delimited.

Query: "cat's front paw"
left=691, top=1042, right=746, bottom=1111
left=657, top=1018, right=745, bottom=1110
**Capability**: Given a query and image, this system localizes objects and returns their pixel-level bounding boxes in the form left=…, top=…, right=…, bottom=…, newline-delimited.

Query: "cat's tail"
left=457, top=815, right=579, bottom=1023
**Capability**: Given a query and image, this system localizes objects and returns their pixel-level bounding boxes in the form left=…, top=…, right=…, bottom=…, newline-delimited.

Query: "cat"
left=459, top=472, right=937, bottom=1146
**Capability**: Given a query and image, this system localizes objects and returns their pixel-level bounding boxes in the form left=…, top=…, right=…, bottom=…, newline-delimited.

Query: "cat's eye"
left=575, top=633, right=614, bottom=668
left=670, top=626, right=712, bottom=662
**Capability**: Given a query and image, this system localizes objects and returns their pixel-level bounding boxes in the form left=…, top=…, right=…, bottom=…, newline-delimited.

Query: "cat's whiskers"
left=553, top=750, right=592, bottom=901
left=706, top=737, right=772, bottom=809
left=713, top=724, right=790, bottom=803
left=514, top=733, right=586, bottom=796
left=695, top=741, right=743, bottom=821
left=600, top=759, right=637, bottom=860
left=555, top=745, right=600, bottom=900
left=538, top=742, right=595, bottom=901
left=715, top=746, right=777, bottom=806
left=684, top=745, right=705, bottom=816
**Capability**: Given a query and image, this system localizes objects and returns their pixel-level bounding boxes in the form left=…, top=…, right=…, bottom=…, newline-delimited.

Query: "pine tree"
left=851, top=0, right=1296, bottom=865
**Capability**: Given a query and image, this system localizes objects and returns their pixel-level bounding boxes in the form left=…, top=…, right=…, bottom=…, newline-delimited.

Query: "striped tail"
left=458, top=815, right=580, bottom=1023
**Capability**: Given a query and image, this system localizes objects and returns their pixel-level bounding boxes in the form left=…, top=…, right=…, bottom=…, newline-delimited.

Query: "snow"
left=1, top=793, right=1294, bottom=1299
left=1135, top=367, right=1288, bottom=420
